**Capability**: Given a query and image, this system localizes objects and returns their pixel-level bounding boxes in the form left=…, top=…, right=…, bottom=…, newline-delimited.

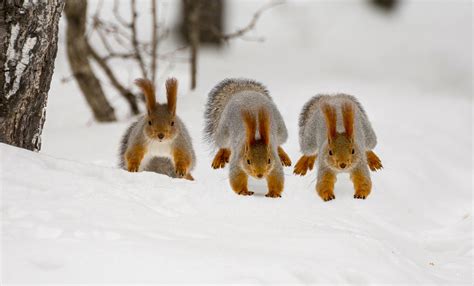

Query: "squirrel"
left=293, top=94, right=382, bottom=201
left=204, top=78, right=292, bottom=198
left=119, top=78, right=196, bottom=180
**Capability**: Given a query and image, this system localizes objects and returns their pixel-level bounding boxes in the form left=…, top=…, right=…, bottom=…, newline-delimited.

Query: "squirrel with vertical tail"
left=119, top=78, right=196, bottom=180
left=204, top=79, right=292, bottom=198
left=294, top=94, right=383, bottom=201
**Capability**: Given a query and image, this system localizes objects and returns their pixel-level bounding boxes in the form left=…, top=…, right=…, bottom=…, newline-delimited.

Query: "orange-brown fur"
left=229, top=107, right=285, bottom=198
left=293, top=154, right=317, bottom=176
left=258, top=108, right=270, bottom=145
left=165, top=78, right=177, bottom=116
left=230, top=168, right=253, bottom=196
left=366, top=150, right=383, bottom=171
left=316, top=171, right=336, bottom=201
left=173, top=147, right=192, bottom=178
left=124, top=78, right=194, bottom=179
left=277, top=146, right=292, bottom=167
left=135, top=78, right=156, bottom=114
left=212, top=148, right=231, bottom=169
left=342, top=103, right=354, bottom=138
left=322, top=103, right=337, bottom=140
left=351, top=169, right=372, bottom=199
left=297, top=96, right=381, bottom=202
left=125, top=144, right=147, bottom=172
left=266, top=170, right=284, bottom=197
left=324, top=103, right=356, bottom=171
left=241, top=108, right=273, bottom=179
left=242, top=110, right=257, bottom=146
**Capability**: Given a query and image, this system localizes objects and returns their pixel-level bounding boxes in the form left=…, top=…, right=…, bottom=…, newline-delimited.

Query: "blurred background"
left=42, top=0, right=472, bottom=166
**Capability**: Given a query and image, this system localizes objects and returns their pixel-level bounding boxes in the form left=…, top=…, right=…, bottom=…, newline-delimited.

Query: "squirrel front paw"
left=211, top=148, right=231, bottom=169
left=351, top=169, right=372, bottom=200
left=316, top=172, right=336, bottom=202
left=265, top=191, right=281, bottom=198
left=237, top=189, right=254, bottom=196
left=127, top=161, right=140, bottom=172
left=318, top=190, right=335, bottom=201
left=294, top=155, right=317, bottom=176
left=174, top=163, right=188, bottom=178
left=277, top=147, right=292, bottom=167
left=366, top=151, right=383, bottom=172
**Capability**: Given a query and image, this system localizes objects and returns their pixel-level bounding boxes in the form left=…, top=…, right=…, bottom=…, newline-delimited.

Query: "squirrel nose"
left=257, top=174, right=263, bottom=178
left=339, top=163, right=346, bottom=169
left=158, top=133, right=164, bottom=139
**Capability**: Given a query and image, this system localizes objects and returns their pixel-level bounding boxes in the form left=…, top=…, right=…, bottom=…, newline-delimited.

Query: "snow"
left=1, top=0, right=472, bottom=284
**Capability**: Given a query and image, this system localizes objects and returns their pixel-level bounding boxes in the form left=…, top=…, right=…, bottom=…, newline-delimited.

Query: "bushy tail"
left=204, top=78, right=271, bottom=143
left=118, top=121, right=139, bottom=169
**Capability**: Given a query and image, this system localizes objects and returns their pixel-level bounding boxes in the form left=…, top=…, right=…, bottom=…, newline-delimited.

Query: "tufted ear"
left=165, top=77, right=177, bottom=116
left=242, top=110, right=256, bottom=146
left=342, top=102, right=354, bottom=139
left=258, top=108, right=270, bottom=146
left=321, top=103, right=337, bottom=142
left=135, top=78, right=155, bottom=115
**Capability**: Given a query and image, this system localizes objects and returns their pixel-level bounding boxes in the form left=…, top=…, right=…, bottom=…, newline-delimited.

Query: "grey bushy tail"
left=204, top=78, right=271, bottom=144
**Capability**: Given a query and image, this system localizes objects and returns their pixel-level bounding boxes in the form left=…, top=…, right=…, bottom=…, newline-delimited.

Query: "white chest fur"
left=139, top=139, right=174, bottom=171
left=146, top=139, right=173, bottom=158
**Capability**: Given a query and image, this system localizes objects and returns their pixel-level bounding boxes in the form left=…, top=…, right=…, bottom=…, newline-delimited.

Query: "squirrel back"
left=204, top=78, right=271, bottom=143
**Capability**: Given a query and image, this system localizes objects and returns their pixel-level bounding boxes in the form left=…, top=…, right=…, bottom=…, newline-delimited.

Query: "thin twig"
left=113, top=0, right=130, bottom=28
left=87, top=42, right=140, bottom=115
left=218, top=1, right=283, bottom=42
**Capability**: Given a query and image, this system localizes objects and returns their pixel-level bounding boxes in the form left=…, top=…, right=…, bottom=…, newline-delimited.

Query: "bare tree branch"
left=151, top=0, right=159, bottom=83
left=113, top=0, right=130, bottom=28
left=87, top=42, right=140, bottom=115
left=130, top=0, right=148, bottom=78
left=217, top=1, right=283, bottom=42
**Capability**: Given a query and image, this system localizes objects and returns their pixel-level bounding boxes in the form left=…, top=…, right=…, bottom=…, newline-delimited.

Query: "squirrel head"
left=241, top=108, right=275, bottom=179
left=322, top=102, right=359, bottom=171
left=135, top=78, right=178, bottom=142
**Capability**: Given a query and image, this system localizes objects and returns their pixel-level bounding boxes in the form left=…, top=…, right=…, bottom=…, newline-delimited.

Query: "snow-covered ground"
left=1, top=0, right=472, bottom=284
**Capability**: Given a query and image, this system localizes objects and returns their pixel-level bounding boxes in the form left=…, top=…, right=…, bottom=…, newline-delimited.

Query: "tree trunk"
left=180, top=0, right=224, bottom=45
left=0, top=0, right=65, bottom=151
left=64, top=0, right=116, bottom=122
left=188, top=0, right=200, bottom=90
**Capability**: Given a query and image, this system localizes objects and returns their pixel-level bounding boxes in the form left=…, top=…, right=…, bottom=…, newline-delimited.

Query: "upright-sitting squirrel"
left=294, top=94, right=382, bottom=201
left=119, top=78, right=195, bottom=180
left=204, top=78, right=292, bottom=197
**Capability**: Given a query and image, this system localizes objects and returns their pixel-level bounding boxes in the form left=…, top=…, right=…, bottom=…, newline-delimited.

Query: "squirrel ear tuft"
left=135, top=78, right=155, bottom=115
left=258, top=108, right=270, bottom=146
left=342, top=102, right=354, bottom=139
left=321, top=103, right=337, bottom=141
left=165, top=77, right=178, bottom=116
left=242, top=110, right=256, bottom=146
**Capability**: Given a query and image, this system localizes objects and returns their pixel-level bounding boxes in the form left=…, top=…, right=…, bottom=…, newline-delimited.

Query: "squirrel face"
left=241, top=107, right=274, bottom=179
left=242, top=141, right=275, bottom=179
left=325, top=133, right=358, bottom=171
left=322, top=102, right=358, bottom=171
left=145, top=105, right=177, bottom=142
left=135, top=77, right=178, bottom=143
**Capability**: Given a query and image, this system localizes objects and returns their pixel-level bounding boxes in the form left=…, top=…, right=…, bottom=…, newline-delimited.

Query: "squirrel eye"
left=351, top=149, right=355, bottom=154
left=329, top=150, right=333, bottom=156
left=247, top=159, right=251, bottom=165
left=170, top=121, right=174, bottom=126
left=268, top=158, right=271, bottom=164
left=148, top=120, right=152, bottom=125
